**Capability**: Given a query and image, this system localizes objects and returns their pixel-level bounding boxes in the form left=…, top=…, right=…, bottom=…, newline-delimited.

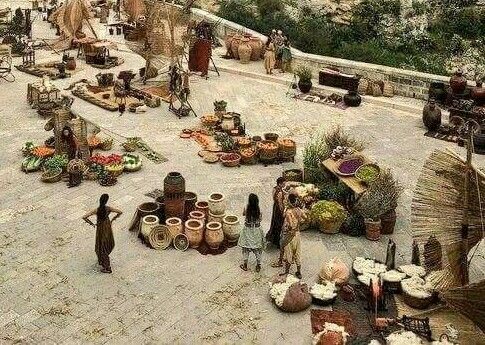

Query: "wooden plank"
left=322, top=156, right=371, bottom=195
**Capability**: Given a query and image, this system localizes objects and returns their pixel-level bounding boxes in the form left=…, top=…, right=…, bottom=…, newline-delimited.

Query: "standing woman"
left=266, top=177, right=285, bottom=249
left=82, top=194, right=123, bottom=273
left=264, top=37, right=276, bottom=75
left=238, top=193, right=264, bottom=272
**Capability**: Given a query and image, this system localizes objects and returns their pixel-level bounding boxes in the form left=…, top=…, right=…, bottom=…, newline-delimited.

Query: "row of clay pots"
left=225, top=33, right=263, bottom=63
left=184, top=212, right=241, bottom=249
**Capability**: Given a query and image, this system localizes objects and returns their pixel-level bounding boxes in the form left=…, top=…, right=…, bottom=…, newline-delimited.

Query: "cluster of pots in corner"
left=449, top=70, right=467, bottom=95
left=225, top=33, right=263, bottom=64
left=364, top=209, right=397, bottom=241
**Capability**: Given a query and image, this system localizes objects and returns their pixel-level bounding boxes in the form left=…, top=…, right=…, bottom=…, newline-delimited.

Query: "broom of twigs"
left=411, top=149, right=484, bottom=289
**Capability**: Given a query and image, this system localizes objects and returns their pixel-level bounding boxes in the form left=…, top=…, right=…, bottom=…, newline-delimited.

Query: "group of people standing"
left=238, top=177, right=308, bottom=278
left=264, top=29, right=292, bottom=75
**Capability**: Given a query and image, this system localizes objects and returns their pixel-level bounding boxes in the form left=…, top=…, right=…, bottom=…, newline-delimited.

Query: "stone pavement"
left=0, top=11, right=484, bottom=345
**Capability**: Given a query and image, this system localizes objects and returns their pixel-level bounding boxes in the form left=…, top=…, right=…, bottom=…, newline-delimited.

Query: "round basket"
left=311, top=295, right=337, bottom=307
left=100, top=139, right=113, bottom=151
left=240, top=152, right=257, bottom=165
left=84, top=170, right=99, bottom=181
left=173, top=233, right=189, bottom=251
left=148, top=225, right=172, bottom=250
left=278, top=138, right=297, bottom=159
left=41, top=169, right=63, bottom=183
left=317, top=218, right=343, bottom=234
left=106, top=166, right=123, bottom=177
left=99, top=178, right=117, bottom=187
left=257, top=140, right=279, bottom=161
left=122, top=142, right=136, bottom=152
left=355, top=163, right=381, bottom=185
left=124, top=164, right=142, bottom=172
left=264, top=133, right=279, bottom=142
left=402, top=290, right=436, bottom=309
left=220, top=153, right=241, bottom=167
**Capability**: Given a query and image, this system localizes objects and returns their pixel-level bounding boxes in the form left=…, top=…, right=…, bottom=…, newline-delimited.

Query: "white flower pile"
left=381, top=270, right=407, bottom=283
left=310, top=281, right=337, bottom=301
left=353, top=257, right=388, bottom=275
left=398, top=264, right=426, bottom=278
left=401, top=276, right=433, bottom=299
left=312, top=322, right=349, bottom=345
left=386, top=331, right=423, bottom=345
left=269, top=275, right=300, bottom=307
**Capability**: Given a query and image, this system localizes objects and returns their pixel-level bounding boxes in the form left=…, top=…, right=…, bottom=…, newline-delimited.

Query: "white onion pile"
left=310, top=281, right=337, bottom=300
left=398, top=264, right=426, bottom=278
left=312, top=322, right=349, bottom=345
left=386, top=331, right=424, bottom=345
left=269, top=275, right=300, bottom=307
left=401, top=276, right=433, bottom=299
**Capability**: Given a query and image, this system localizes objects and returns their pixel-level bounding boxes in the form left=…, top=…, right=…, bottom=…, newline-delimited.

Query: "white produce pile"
left=269, top=275, right=300, bottom=307
left=386, top=331, right=423, bottom=345
left=312, top=322, right=349, bottom=345
left=353, top=257, right=387, bottom=275
left=401, top=276, right=433, bottom=299
left=398, top=264, right=426, bottom=277
left=381, top=269, right=406, bottom=283
left=310, top=281, right=337, bottom=300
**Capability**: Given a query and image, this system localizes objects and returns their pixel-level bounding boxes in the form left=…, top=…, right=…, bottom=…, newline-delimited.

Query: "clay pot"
left=298, top=80, right=312, bottom=94
left=422, top=100, right=442, bottom=132
left=184, top=192, right=197, bottom=220
left=164, top=172, right=185, bottom=196
left=450, top=70, right=467, bottom=94
left=166, top=217, right=183, bottom=238
left=365, top=219, right=381, bottom=241
left=208, top=211, right=225, bottom=224
left=380, top=209, right=397, bottom=235
left=224, top=33, right=235, bottom=56
left=205, top=222, right=224, bottom=249
left=195, top=201, right=209, bottom=219
left=65, top=57, right=76, bottom=70
left=189, top=210, right=206, bottom=228
left=208, top=193, right=226, bottom=215
left=164, top=196, right=185, bottom=220
left=238, top=38, right=252, bottom=64
left=221, top=114, right=235, bottom=132
left=138, top=202, right=160, bottom=219
left=141, top=215, right=159, bottom=238
left=343, top=91, right=362, bottom=107
left=249, top=37, right=262, bottom=61
left=471, top=81, right=485, bottom=106
left=184, top=219, right=204, bottom=248
left=222, top=215, right=240, bottom=243
left=230, top=34, right=242, bottom=59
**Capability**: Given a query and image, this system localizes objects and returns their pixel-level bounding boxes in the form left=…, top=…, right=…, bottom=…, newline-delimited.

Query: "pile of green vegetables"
left=122, top=154, right=142, bottom=171
left=215, top=133, right=235, bottom=152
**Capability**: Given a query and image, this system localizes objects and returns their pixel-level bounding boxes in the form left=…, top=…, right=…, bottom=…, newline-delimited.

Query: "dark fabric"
left=95, top=216, right=115, bottom=269
left=188, top=39, right=211, bottom=76
left=266, top=201, right=283, bottom=248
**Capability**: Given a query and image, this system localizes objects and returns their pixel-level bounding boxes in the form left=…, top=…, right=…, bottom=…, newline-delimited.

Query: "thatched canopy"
left=122, top=0, right=145, bottom=22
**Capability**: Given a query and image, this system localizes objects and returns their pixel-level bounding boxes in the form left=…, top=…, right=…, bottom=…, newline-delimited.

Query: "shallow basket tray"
left=41, top=170, right=63, bottom=183
left=401, top=290, right=437, bottom=309
left=220, top=154, right=241, bottom=167
left=124, top=164, right=142, bottom=172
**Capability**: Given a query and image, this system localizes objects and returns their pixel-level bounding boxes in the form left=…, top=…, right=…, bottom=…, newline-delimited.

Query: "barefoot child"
left=238, top=194, right=264, bottom=272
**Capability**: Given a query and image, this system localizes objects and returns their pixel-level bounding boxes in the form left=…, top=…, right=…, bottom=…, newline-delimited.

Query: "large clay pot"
left=195, top=201, right=209, bottom=219
left=189, top=210, right=206, bottom=227
left=428, top=82, right=447, bottom=104
left=205, top=222, right=224, bottom=249
left=224, top=33, right=235, bottom=56
left=164, top=197, right=185, bottom=220
left=208, top=211, right=225, bottom=224
left=380, top=209, right=396, bottom=235
left=365, top=219, right=381, bottom=241
left=298, top=80, right=312, bottom=94
left=471, top=80, right=485, bottom=106
left=450, top=70, right=467, bottom=94
left=238, top=38, right=252, bottom=64
left=343, top=91, right=362, bottom=107
left=138, top=202, right=160, bottom=219
left=166, top=217, right=183, bottom=238
left=65, top=57, right=76, bottom=70
left=221, top=114, right=235, bottom=131
left=164, top=172, right=185, bottom=196
left=208, top=193, right=226, bottom=215
left=422, top=100, right=442, bottom=131
left=184, top=219, right=204, bottom=248
left=222, top=215, right=240, bottom=243
left=249, top=37, right=262, bottom=61
left=141, top=215, right=159, bottom=238
left=184, top=192, right=197, bottom=220
left=230, top=34, right=242, bottom=59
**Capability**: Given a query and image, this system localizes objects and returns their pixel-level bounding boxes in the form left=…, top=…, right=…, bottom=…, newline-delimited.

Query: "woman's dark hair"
left=245, top=193, right=261, bottom=223
left=97, top=194, right=109, bottom=221
left=276, top=177, right=285, bottom=185
left=265, top=37, right=272, bottom=47
left=288, top=193, right=297, bottom=206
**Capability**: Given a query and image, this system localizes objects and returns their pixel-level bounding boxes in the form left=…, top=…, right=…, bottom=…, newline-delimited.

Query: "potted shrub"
left=311, top=200, right=347, bottom=234
left=372, top=169, right=403, bottom=235
left=355, top=192, right=383, bottom=241
left=296, top=66, right=313, bottom=93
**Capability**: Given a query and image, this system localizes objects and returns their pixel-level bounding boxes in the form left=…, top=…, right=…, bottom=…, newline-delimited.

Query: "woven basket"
left=220, top=153, right=241, bottom=167
left=100, top=139, right=113, bottom=151
left=240, top=152, right=257, bottom=165
left=257, top=140, right=279, bottom=161
left=317, top=218, right=343, bottom=234
left=41, top=169, right=63, bottom=183
left=402, top=290, right=436, bottom=309
left=278, top=139, right=297, bottom=159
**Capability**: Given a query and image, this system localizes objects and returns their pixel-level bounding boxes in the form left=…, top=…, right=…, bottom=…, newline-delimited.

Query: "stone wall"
left=189, top=7, right=455, bottom=100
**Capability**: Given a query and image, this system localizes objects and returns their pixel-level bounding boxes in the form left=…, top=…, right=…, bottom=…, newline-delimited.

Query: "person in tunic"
left=280, top=38, right=292, bottom=73
left=274, top=30, right=284, bottom=69
left=280, top=193, right=307, bottom=279
left=238, top=193, right=264, bottom=272
left=82, top=194, right=123, bottom=273
left=266, top=177, right=285, bottom=248
left=264, top=37, right=276, bottom=75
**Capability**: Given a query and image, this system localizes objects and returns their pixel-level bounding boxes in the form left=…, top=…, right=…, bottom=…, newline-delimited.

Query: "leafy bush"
left=303, top=133, right=331, bottom=185
left=341, top=212, right=366, bottom=237
left=255, top=0, right=284, bottom=18
left=318, top=181, right=351, bottom=206
left=295, top=65, right=312, bottom=83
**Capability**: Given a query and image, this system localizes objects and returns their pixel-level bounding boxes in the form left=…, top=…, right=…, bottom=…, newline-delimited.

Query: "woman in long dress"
left=238, top=193, right=264, bottom=272
left=264, top=37, right=276, bottom=75
left=266, top=177, right=285, bottom=248
left=82, top=194, right=123, bottom=273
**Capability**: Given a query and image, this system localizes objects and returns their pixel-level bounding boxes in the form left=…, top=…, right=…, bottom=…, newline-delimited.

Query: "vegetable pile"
left=310, top=281, right=337, bottom=301
left=336, top=157, right=364, bottom=175
left=311, top=200, right=347, bottom=224
left=122, top=154, right=142, bottom=171
left=21, top=156, right=43, bottom=172
left=32, top=146, right=55, bottom=158
left=43, top=154, right=68, bottom=172
left=355, top=164, right=380, bottom=183
left=90, top=154, right=123, bottom=166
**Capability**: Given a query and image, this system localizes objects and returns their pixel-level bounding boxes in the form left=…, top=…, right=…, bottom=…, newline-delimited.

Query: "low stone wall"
left=190, top=7, right=454, bottom=100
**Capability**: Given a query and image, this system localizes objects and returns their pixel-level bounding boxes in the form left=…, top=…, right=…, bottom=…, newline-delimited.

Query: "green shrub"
left=318, top=181, right=351, bottom=205
left=341, top=212, right=366, bottom=237
left=255, top=0, right=284, bottom=18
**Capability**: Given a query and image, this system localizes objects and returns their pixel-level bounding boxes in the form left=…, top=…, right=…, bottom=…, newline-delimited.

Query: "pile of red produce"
left=337, top=157, right=364, bottom=175
left=90, top=154, right=123, bottom=166
left=221, top=153, right=240, bottom=161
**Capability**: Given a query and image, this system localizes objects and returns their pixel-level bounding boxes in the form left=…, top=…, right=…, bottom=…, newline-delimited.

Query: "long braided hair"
left=97, top=194, right=109, bottom=222
left=245, top=193, right=261, bottom=224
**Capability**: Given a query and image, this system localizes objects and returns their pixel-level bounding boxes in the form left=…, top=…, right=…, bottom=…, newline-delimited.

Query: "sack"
left=280, top=282, right=311, bottom=313
left=319, top=257, right=350, bottom=285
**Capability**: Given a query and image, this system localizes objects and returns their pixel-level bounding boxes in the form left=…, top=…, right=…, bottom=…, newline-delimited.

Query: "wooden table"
left=322, top=156, right=373, bottom=196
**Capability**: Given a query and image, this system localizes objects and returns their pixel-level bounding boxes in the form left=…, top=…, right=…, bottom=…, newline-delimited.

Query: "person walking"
left=82, top=194, right=123, bottom=273
left=238, top=193, right=264, bottom=272
left=280, top=194, right=307, bottom=278
left=264, top=37, right=276, bottom=75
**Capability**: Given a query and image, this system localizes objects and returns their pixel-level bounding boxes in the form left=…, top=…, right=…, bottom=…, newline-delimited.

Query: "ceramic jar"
left=221, top=114, right=235, bottom=131
left=184, top=219, right=204, bottom=248
left=238, top=38, right=252, bottom=64
left=65, top=57, right=76, bottom=70
left=249, top=37, right=262, bottom=61
left=422, top=100, right=442, bottom=132
left=344, top=91, right=362, bottom=107
left=166, top=217, right=183, bottom=238
left=189, top=210, right=206, bottom=227
left=205, top=222, right=224, bottom=249
left=195, top=201, right=209, bottom=219
left=208, top=211, right=225, bottom=224
left=141, top=215, right=159, bottom=238
left=224, top=33, right=235, bottom=56
left=208, top=193, right=226, bottom=215
left=380, top=209, right=397, bottom=235
left=230, top=34, right=242, bottom=59
left=164, top=172, right=185, bottom=195
left=450, top=70, right=467, bottom=94
left=471, top=80, right=485, bottom=106
left=222, top=215, right=240, bottom=243
left=365, top=219, right=381, bottom=241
